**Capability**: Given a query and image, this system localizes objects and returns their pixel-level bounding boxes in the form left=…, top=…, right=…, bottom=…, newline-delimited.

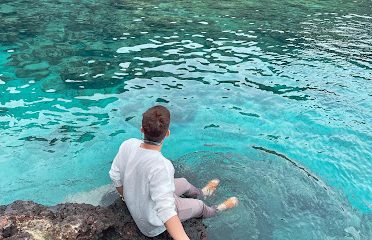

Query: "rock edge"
left=0, top=199, right=207, bottom=240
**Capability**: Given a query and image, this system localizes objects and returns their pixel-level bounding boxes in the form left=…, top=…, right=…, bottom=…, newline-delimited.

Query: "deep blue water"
left=0, top=0, right=371, bottom=239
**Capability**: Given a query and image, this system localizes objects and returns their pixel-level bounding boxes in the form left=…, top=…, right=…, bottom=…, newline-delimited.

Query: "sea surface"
left=0, top=0, right=371, bottom=239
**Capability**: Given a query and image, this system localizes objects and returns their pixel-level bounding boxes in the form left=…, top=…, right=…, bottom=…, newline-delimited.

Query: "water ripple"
left=0, top=1, right=371, bottom=239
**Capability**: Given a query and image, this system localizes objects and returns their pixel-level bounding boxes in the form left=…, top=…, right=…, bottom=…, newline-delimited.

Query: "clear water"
left=0, top=0, right=371, bottom=239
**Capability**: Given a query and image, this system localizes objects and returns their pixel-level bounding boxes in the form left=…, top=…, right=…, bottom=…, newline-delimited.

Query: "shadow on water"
left=174, top=150, right=371, bottom=240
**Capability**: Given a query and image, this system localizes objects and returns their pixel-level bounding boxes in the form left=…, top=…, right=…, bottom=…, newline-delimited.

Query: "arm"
left=165, top=215, right=190, bottom=240
left=109, top=153, right=124, bottom=199
left=149, top=166, right=189, bottom=240
left=116, top=186, right=125, bottom=202
left=116, top=186, right=123, bottom=196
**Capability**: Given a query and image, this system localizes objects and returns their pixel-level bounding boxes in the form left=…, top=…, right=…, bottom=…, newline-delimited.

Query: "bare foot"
left=217, top=197, right=239, bottom=211
left=201, top=179, right=220, bottom=198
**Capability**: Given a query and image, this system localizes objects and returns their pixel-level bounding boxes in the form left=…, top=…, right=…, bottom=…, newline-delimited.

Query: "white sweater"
left=109, top=138, right=177, bottom=237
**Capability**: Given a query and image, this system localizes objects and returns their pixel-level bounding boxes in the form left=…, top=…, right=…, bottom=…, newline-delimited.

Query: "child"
left=109, top=105, right=238, bottom=240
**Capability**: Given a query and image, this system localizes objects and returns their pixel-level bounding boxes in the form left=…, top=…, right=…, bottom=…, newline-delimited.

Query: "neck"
left=140, top=142, right=162, bottom=152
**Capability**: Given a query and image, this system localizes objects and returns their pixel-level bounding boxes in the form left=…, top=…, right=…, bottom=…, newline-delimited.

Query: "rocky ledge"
left=0, top=199, right=207, bottom=240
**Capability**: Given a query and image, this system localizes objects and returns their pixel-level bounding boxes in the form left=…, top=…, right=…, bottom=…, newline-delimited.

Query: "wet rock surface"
left=0, top=199, right=207, bottom=240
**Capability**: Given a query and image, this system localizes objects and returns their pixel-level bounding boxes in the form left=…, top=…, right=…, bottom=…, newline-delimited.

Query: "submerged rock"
left=0, top=199, right=207, bottom=240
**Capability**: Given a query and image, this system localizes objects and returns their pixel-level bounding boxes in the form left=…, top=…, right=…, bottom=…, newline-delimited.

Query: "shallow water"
left=0, top=0, right=371, bottom=239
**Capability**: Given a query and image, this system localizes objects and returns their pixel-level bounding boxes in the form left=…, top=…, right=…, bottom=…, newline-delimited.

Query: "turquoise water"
left=1, top=0, right=371, bottom=239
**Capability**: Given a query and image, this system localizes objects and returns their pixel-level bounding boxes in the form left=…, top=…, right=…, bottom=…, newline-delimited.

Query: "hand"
left=165, top=215, right=190, bottom=240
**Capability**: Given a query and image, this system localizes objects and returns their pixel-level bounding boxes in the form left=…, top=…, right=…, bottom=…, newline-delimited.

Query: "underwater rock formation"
left=175, top=151, right=372, bottom=240
left=0, top=199, right=207, bottom=240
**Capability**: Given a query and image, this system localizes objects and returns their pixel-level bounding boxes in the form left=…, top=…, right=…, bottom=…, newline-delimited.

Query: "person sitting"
left=109, top=105, right=238, bottom=240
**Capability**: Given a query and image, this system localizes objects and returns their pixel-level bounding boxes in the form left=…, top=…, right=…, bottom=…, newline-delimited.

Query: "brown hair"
left=142, top=105, right=170, bottom=143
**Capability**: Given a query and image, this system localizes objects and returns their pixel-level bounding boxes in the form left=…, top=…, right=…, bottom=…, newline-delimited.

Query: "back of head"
left=142, top=105, right=170, bottom=143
